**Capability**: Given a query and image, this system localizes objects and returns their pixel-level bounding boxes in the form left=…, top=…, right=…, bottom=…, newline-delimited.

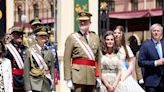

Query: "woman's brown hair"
left=114, top=25, right=130, bottom=59
left=101, top=31, right=116, bottom=55
left=0, top=40, right=6, bottom=58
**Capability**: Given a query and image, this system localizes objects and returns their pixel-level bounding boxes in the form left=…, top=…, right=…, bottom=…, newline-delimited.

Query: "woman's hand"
left=106, top=84, right=115, bottom=92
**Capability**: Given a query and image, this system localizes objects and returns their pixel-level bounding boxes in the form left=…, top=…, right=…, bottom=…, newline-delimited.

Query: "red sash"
left=12, top=68, right=23, bottom=75
left=72, top=58, right=100, bottom=77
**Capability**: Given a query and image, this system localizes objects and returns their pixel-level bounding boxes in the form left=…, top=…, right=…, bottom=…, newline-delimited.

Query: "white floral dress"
left=100, top=54, right=128, bottom=92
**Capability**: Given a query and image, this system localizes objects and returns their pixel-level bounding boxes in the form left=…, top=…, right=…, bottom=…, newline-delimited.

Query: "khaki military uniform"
left=64, top=31, right=101, bottom=92
left=24, top=44, right=56, bottom=92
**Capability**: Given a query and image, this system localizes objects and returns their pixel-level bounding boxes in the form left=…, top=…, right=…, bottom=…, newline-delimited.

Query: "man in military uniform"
left=27, top=18, right=43, bottom=47
left=5, top=27, right=27, bottom=92
left=24, top=26, right=56, bottom=92
left=64, top=12, right=101, bottom=92
left=45, top=27, right=60, bottom=85
left=29, top=18, right=42, bottom=31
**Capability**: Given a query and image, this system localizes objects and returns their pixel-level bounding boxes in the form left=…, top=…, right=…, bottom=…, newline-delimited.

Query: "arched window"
left=33, top=3, right=39, bottom=17
left=18, top=5, right=22, bottom=22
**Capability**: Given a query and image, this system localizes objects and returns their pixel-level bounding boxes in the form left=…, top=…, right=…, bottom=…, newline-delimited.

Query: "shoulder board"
left=89, top=31, right=96, bottom=34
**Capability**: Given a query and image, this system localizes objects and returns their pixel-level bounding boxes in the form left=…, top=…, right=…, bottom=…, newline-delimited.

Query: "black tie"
left=41, top=49, right=44, bottom=57
left=84, top=32, right=88, bottom=43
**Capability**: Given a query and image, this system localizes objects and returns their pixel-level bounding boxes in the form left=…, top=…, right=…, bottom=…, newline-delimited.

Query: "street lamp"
left=99, top=0, right=110, bottom=36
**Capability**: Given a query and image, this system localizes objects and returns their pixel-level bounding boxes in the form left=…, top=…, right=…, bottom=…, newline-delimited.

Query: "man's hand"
left=96, top=77, right=102, bottom=88
left=27, top=90, right=32, bottom=92
left=155, top=58, right=164, bottom=66
left=66, top=80, right=74, bottom=90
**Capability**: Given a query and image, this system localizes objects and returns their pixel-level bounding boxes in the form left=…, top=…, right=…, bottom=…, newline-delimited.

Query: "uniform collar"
left=36, top=44, right=42, bottom=51
left=79, top=30, right=88, bottom=36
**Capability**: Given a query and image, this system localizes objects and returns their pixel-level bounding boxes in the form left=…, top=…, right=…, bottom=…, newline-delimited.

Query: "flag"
left=0, top=0, right=6, bottom=40
left=74, top=0, right=88, bottom=32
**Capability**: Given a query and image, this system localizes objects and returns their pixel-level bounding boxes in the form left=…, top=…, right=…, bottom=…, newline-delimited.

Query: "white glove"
left=51, top=91, right=56, bottom=92
left=66, top=80, right=74, bottom=90
left=96, top=77, right=102, bottom=88
left=139, top=79, right=144, bottom=84
left=27, top=90, right=32, bottom=92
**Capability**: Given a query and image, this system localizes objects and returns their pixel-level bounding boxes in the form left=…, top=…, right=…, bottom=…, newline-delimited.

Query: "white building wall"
left=6, top=0, right=14, bottom=32
left=89, top=0, right=98, bottom=34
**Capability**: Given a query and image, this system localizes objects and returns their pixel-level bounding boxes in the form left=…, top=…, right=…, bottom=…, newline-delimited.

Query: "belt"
left=72, top=58, right=96, bottom=66
left=12, top=68, right=23, bottom=75
left=72, top=58, right=100, bottom=77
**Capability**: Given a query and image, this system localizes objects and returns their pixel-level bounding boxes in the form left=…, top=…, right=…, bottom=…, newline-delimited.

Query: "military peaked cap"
left=78, top=12, right=92, bottom=20
left=34, top=26, right=48, bottom=36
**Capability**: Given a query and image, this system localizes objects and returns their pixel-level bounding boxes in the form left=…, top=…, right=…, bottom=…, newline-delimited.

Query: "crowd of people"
left=0, top=11, right=164, bottom=92
left=0, top=18, right=59, bottom=92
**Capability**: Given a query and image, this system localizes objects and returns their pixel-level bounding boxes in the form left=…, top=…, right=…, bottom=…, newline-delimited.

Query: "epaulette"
left=89, top=31, right=96, bottom=34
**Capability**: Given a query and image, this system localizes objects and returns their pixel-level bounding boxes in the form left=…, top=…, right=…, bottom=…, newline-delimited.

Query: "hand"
left=107, top=85, right=114, bottom=92
left=66, top=80, right=74, bottom=90
left=139, top=79, right=144, bottom=84
left=51, top=91, right=56, bottom=92
left=96, top=77, right=102, bottom=88
left=27, top=90, right=32, bottom=92
left=156, top=58, right=164, bottom=66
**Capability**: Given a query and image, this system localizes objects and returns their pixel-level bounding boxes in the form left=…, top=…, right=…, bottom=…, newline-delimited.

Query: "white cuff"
left=66, top=80, right=74, bottom=90
left=139, top=79, right=144, bottom=84
left=96, top=77, right=102, bottom=88
left=154, top=60, right=158, bottom=66
left=27, top=90, right=32, bottom=92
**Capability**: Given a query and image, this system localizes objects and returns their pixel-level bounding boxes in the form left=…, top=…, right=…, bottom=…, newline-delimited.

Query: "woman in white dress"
left=0, top=41, right=13, bottom=92
left=113, top=25, right=145, bottom=92
left=101, top=31, right=127, bottom=92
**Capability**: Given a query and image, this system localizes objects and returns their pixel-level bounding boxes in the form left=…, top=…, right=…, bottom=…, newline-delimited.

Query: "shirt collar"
left=152, top=39, right=161, bottom=45
left=80, top=30, right=88, bottom=35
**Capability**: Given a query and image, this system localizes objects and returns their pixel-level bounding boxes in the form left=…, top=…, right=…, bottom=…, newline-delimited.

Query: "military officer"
left=29, top=18, right=42, bottom=31
left=45, top=27, right=60, bottom=84
left=5, top=26, right=27, bottom=92
left=64, top=12, right=101, bottom=92
left=24, top=26, right=56, bottom=92
left=27, top=18, right=43, bottom=47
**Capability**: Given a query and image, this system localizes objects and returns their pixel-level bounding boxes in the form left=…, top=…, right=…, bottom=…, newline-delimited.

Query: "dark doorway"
left=129, top=35, right=139, bottom=56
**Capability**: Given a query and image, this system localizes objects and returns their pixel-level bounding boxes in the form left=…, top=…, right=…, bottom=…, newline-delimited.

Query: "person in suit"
left=5, top=27, right=27, bottom=92
left=0, top=40, right=13, bottom=92
left=24, top=26, right=56, bottom=92
left=64, top=11, right=101, bottom=92
left=138, top=23, right=164, bottom=92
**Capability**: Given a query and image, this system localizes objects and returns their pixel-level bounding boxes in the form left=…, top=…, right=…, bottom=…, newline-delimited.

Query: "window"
left=109, top=0, right=115, bottom=12
left=50, top=3, right=54, bottom=17
left=18, top=5, right=22, bottom=22
left=33, top=3, right=39, bottom=17
left=131, top=0, right=138, bottom=10
left=156, top=0, right=162, bottom=8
